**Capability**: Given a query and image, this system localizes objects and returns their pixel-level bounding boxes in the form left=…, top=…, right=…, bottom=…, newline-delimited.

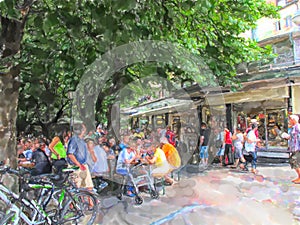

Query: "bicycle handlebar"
left=0, top=166, right=19, bottom=176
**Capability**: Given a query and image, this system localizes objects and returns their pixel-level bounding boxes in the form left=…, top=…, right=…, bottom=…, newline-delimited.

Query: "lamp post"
left=68, top=91, right=75, bottom=135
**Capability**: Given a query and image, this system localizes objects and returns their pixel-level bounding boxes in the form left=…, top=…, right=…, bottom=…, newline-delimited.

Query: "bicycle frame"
left=28, top=180, right=85, bottom=224
left=0, top=177, right=53, bottom=225
left=0, top=183, right=50, bottom=225
left=0, top=165, right=93, bottom=225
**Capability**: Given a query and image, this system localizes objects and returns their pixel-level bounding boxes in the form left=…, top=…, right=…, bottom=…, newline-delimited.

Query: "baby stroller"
left=116, top=161, right=159, bottom=205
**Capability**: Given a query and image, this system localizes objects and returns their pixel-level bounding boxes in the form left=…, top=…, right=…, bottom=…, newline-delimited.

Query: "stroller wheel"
left=117, top=193, right=123, bottom=200
left=135, top=196, right=143, bottom=205
left=150, top=190, right=159, bottom=199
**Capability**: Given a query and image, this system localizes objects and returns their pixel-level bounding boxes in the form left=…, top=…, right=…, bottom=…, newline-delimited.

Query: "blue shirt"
left=116, top=149, right=135, bottom=171
left=87, top=145, right=108, bottom=174
left=23, top=149, right=33, bottom=160
left=67, top=135, right=88, bottom=165
left=119, top=143, right=128, bottom=151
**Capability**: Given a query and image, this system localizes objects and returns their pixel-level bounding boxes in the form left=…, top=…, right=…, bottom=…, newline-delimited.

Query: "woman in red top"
left=223, top=124, right=233, bottom=166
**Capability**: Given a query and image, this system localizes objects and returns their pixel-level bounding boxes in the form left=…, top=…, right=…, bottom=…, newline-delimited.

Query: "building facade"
left=121, top=1, right=300, bottom=153
left=218, top=0, right=300, bottom=150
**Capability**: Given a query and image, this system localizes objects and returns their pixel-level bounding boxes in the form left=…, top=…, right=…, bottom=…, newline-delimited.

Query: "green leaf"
left=4, top=0, right=20, bottom=19
left=46, top=12, right=60, bottom=27
left=112, top=0, right=137, bottom=11
left=40, top=92, right=55, bottom=104
left=34, top=15, right=43, bottom=28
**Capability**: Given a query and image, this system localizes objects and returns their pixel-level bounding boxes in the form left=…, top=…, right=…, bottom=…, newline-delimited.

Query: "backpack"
left=161, top=143, right=181, bottom=169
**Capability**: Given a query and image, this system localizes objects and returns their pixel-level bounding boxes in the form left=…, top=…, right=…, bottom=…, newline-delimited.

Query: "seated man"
left=116, top=145, right=137, bottom=196
left=116, top=145, right=136, bottom=175
left=22, top=139, right=33, bottom=162
left=31, top=139, right=52, bottom=176
left=145, top=143, right=173, bottom=185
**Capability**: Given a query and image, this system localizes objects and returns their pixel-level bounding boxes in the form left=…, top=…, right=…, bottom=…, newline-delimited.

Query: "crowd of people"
left=16, top=122, right=181, bottom=196
left=208, top=120, right=260, bottom=174
left=15, top=113, right=300, bottom=197
left=200, top=114, right=300, bottom=182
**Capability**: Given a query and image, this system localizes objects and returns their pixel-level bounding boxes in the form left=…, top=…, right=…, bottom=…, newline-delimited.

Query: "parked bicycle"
left=0, top=162, right=99, bottom=225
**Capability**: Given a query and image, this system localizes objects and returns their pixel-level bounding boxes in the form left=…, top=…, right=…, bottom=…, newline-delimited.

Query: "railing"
left=237, top=59, right=300, bottom=75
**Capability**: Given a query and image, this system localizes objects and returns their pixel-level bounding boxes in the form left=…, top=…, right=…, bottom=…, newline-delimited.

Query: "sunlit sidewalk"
left=99, top=165, right=300, bottom=225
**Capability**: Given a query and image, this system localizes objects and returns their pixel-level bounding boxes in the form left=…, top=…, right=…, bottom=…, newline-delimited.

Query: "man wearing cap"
left=286, top=115, right=300, bottom=183
left=245, top=119, right=259, bottom=140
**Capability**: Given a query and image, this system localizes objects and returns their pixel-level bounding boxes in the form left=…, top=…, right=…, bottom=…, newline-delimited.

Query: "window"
left=277, top=0, right=296, bottom=7
left=275, top=20, right=282, bottom=31
left=251, top=28, right=258, bottom=41
left=277, top=0, right=286, bottom=7
left=286, top=16, right=293, bottom=27
left=294, top=38, right=300, bottom=62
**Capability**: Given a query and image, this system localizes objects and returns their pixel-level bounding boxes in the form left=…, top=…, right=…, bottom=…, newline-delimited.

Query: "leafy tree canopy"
left=0, top=0, right=278, bottom=136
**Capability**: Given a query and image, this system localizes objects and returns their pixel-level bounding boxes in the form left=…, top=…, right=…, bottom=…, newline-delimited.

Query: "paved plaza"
left=97, top=165, right=300, bottom=225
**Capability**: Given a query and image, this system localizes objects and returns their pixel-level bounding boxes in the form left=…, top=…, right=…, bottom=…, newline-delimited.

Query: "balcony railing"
left=237, top=58, right=300, bottom=75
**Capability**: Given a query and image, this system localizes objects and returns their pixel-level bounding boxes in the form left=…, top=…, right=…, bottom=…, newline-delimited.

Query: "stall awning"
left=129, top=101, right=196, bottom=117
left=206, top=86, right=288, bottom=105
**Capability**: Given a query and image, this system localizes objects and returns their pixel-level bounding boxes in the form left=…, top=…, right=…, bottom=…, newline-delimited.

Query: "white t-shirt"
left=234, top=133, right=244, bottom=149
left=245, top=130, right=256, bottom=152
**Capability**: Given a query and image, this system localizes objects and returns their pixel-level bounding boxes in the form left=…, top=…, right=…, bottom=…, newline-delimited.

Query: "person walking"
left=244, top=123, right=260, bottom=174
left=285, top=115, right=300, bottom=184
left=232, top=128, right=246, bottom=169
left=223, top=124, right=233, bottom=166
left=199, top=123, right=210, bottom=166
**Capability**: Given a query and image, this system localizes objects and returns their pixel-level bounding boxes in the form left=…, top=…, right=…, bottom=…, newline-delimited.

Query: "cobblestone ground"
left=93, top=165, right=300, bottom=225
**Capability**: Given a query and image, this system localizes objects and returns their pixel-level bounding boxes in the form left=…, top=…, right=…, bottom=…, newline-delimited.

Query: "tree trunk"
left=0, top=67, right=20, bottom=192
left=0, top=3, right=32, bottom=191
left=0, top=0, right=32, bottom=152
left=0, top=67, right=20, bottom=166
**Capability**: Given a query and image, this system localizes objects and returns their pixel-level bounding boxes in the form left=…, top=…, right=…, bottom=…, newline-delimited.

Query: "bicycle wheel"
left=0, top=211, right=18, bottom=225
left=60, top=190, right=97, bottom=225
